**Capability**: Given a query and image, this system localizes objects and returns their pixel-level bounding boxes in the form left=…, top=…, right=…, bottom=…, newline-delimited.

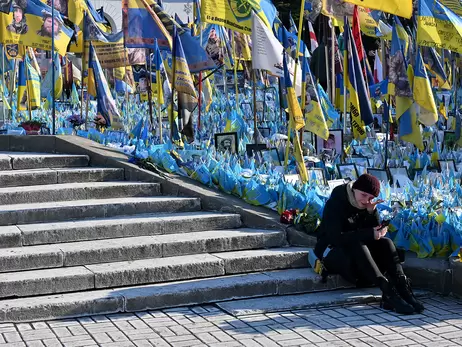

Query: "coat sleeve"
left=322, top=193, right=376, bottom=247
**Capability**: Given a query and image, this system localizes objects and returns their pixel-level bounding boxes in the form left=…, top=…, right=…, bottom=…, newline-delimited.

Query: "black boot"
left=395, top=275, right=425, bottom=313
left=379, top=277, right=415, bottom=315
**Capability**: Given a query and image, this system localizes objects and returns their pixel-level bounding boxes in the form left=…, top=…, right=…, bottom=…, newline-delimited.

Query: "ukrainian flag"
left=343, top=0, right=413, bottom=19
left=414, top=49, right=438, bottom=126
left=282, top=52, right=308, bottom=184
left=390, top=23, right=423, bottom=150
left=25, top=56, right=41, bottom=110
left=17, top=60, right=27, bottom=111
left=172, top=27, right=197, bottom=98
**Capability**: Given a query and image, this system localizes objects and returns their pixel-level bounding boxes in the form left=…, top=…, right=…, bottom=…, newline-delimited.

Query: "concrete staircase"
left=0, top=152, right=347, bottom=322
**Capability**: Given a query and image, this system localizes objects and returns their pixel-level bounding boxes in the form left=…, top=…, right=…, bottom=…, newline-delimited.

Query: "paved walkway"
left=0, top=296, right=461, bottom=347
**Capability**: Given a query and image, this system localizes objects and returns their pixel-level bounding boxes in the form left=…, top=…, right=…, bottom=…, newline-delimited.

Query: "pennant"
left=16, top=59, right=26, bottom=110
left=25, top=55, right=40, bottom=109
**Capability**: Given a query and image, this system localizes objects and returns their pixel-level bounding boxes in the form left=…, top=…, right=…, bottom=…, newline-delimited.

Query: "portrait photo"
left=246, top=143, right=266, bottom=158
left=389, top=167, right=411, bottom=188
left=37, top=10, right=62, bottom=38
left=438, top=159, right=457, bottom=173
left=367, top=168, right=390, bottom=184
left=6, top=0, right=28, bottom=34
left=215, top=132, right=238, bottom=154
left=316, top=129, right=343, bottom=156
left=443, top=131, right=458, bottom=150
left=337, top=164, right=359, bottom=181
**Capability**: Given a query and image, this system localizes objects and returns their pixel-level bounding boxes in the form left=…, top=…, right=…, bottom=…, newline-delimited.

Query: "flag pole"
left=331, top=22, right=336, bottom=107
left=81, top=12, right=87, bottom=130
left=170, top=33, right=176, bottom=141
left=24, top=57, right=33, bottom=121
left=252, top=69, right=258, bottom=144
left=51, top=0, right=56, bottom=135
left=198, top=20, right=203, bottom=130
left=1, top=45, right=5, bottom=122
left=8, top=60, right=17, bottom=123
left=284, top=0, right=306, bottom=170
left=147, top=48, right=154, bottom=128
left=343, top=17, right=348, bottom=135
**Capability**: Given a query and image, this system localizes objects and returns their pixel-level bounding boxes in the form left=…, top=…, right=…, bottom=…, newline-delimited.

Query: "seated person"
left=314, top=174, right=424, bottom=315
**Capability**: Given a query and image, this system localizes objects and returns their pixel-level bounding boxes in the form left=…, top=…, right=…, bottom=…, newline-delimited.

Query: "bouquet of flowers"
left=67, top=114, right=85, bottom=129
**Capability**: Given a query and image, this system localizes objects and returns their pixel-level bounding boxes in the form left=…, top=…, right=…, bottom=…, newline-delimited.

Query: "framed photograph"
left=215, top=132, right=238, bottom=154
left=438, top=159, right=457, bottom=172
left=350, top=156, right=370, bottom=176
left=260, top=148, right=282, bottom=166
left=388, top=167, right=411, bottom=188
left=367, top=168, right=390, bottom=183
left=443, top=131, right=457, bottom=150
left=337, top=164, right=359, bottom=181
left=258, top=127, right=271, bottom=138
left=328, top=179, right=347, bottom=190
left=315, top=129, right=343, bottom=156
left=246, top=143, right=267, bottom=157
left=307, top=168, right=327, bottom=185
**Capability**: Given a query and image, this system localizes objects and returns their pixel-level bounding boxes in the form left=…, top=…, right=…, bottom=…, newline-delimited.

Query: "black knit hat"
left=352, top=174, right=381, bottom=197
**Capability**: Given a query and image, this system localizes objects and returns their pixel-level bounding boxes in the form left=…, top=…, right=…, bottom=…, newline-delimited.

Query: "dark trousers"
left=323, top=238, right=404, bottom=286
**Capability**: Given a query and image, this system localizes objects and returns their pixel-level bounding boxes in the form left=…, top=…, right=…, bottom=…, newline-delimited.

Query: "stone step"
left=0, top=197, right=201, bottom=226
left=2, top=153, right=90, bottom=170
left=0, top=229, right=286, bottom=272
left=0, top=167, right=124, bottom=187
left=0, top=248, right=309, bottom=299
left=2, top=212, right=243, bottom=247
left=0, top=268, right=349, bottom=322
left=0, top=182, right=161, bottom=205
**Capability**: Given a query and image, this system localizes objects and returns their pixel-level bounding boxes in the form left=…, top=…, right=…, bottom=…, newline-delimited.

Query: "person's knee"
left=377, top=237, right=396, bottom=252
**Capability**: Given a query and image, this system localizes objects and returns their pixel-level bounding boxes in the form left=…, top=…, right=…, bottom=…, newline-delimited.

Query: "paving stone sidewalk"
left=0, top=295, right=461, bottom=347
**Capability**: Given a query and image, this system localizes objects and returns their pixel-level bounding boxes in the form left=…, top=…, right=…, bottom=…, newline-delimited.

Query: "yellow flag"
left=343, top=0, right=413, bottom=19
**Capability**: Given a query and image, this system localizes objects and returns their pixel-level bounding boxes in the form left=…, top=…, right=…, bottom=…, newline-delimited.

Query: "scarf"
left=346, top=182, right=365, bottom=210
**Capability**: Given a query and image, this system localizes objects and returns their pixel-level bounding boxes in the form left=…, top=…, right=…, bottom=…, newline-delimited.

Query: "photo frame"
left=307, top=168, right=327, bottom=185
left=388, top=167, right=411, bottom=188
left=353, top=145, right=374, bottom=157
left=257, top=127, right=271, bottom=138
left=443, top=131, right=457, bottom=151
left=349, top=156, right=370, bottom=176
left=215, top=132, right=238, bottom=154
left=367, top=168, right=390, bottom=183
left=246, top=143, right=267, bottom=157
left=438, top=159, right=457, bottom=172
left=260, top=148, right=282, bottom=166
left=337, top=164, right=359, bottom=181
left=315, top=129, right=343, bottom=156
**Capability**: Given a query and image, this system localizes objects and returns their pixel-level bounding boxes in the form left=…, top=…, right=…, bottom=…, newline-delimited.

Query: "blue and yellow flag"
left=414, top=49, right=438, bottom=126
left=88, top=42, right=123, bottom=129
left=84, top=12, right=123, bottom=43
left=344, top=0, right=412, bottom=19
left=0, top=79, right=11, bottom=110
left=0, top=0, right=73, bottom=56
left=17, top=59, right=27, bottom=111
left=41, top=53, right=62, bottom=100
left=25, top=55, right=40, bottom=109
left=172, top=28, right=197, bottom=98
left=417, top=0, right=462, bottom=54
left=421, top=47, right=450, bottom=89
left=390, top=23, right=423, bottom=150
left=301, top=57, right=329, bottom=140
left=344, top=18, right=372, bottom=140
left=123, top=0, right=172, bottom=49
left=282, top=52, right=304, bottom=132
left=201, top=0, right=276, bottom=35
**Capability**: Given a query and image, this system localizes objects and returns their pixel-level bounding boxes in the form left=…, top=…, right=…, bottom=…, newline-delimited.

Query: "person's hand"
left=365, top=199, right=384, bottom=213
left=374, top=225, right=388, bottom=240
